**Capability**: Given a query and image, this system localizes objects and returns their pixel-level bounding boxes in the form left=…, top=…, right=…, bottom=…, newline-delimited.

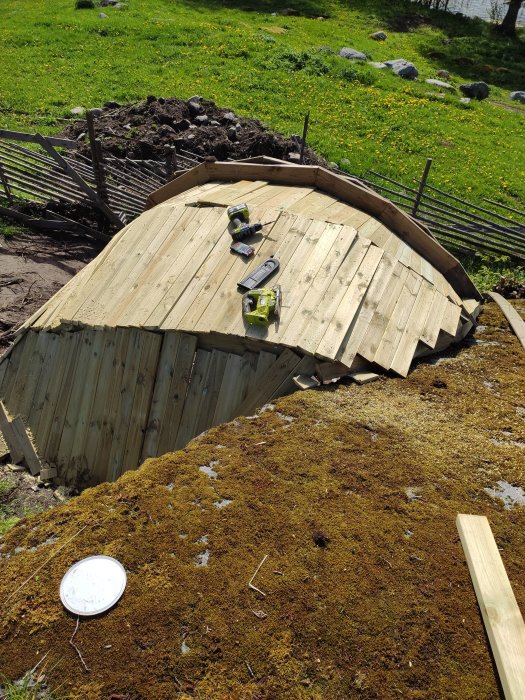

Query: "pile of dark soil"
left=493, top=275, right=525, bottom=298
left=62, top=95, right=327, bottom=166
left=0, top=301, right=524, bottom=700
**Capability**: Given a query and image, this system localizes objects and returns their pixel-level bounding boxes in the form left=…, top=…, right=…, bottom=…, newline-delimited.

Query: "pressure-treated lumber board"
left=9, top=416, right=42, bottom=475
left=236, top=348, right=302, bottom=416
left=156, top=333, right=198, bottom=455
left=389, top=279, right=436, bottom=377
left=121, top=331, right=162, bottom=473
left=373, top=269, right=423, bottom=369
left=195, top=179, right=269, bottom=206
left=8, top=330, right=39, bottom=417
left=317, top=244, right=384, bottom=361
left=441, top=300, right=462, bottom=337
left=419, top=290, right=449, bottom=349
left=488, top=293, right=525, bottom=350
left=193, top=348, right=231, bottom=436
left=0, top=401, right=23, bottom=464
left=175, top=348, right=212, bottom=450
left=456, top=514, right=525, bottom=700
left=43, top=331, right=87, bottom=462
left=462, top=298, right=482, bottom=320
left=106, top=330, right=148, bottom=481
left=297, top=233, right=370, bottom=356
left=141, top=331, right=182, bottom=461
left=336, top=254, right=396, bottom=368
left=358, top=263, right=410, bottom=363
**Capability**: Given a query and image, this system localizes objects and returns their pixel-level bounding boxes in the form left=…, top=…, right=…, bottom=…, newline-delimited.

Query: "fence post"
left=299, top=111, right=310, bottom=165
left=86, top=110, right=109, bottom=205
left=412, top=158, right=433, bottom=216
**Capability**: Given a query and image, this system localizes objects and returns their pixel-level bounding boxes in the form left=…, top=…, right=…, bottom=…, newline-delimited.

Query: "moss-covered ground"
left=0, top=301, right=524, bottom=699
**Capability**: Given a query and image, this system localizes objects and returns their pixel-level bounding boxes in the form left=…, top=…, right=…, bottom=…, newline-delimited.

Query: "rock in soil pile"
left=62, top=95, right=326, bottom=165
left=0, top=302, right=524, bottom=700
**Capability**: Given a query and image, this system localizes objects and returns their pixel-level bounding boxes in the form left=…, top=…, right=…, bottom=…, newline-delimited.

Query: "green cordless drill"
left=227, top=203, right=263, bottom=241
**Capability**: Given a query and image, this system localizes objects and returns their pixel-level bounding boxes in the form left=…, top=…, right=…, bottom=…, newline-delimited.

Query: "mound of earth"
left=0, top=302, right=524, bottom=699
left=62, top=96, right=327, bottom=165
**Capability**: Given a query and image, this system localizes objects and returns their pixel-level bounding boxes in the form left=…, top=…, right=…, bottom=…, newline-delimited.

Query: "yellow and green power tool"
left=242, top=286, right=282, bottom=327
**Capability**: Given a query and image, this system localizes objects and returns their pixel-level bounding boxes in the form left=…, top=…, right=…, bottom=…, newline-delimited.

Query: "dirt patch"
left=61, top=96, right=327, bottom=165
left=0, top=232, right=102, bottom=352
left=0, top=464, right=60, bottom=522
left=0, top=301, right=524, bottom=699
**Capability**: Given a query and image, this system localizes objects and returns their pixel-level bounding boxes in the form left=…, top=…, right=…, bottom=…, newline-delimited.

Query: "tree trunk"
left=499, top=0, right=523, bottom=37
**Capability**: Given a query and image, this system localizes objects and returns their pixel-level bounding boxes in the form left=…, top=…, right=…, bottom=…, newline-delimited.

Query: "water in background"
left=427, top=0, right=525, bottom=22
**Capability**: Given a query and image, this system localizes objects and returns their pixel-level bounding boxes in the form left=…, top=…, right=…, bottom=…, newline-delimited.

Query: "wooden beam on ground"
left=487, top=293, right=525, bottom=351
left=0, top=401, right=23, bottom=464
left=456, top=513, right=525, bottom=700
left=0, top=129, right=78, bottom=149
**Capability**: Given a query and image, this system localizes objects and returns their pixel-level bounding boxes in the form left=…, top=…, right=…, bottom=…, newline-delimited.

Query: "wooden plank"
left=26, top=333, right=60, bottom=446
left=316, top=244, right=384, bottom=361
left=156, top=333, right=198, bottom=455
left=463, top=298, right=482, bottom=321
left=244, top=184, right=314, bottom=210
left=175, top=348, right=212, bottom=449
left=7, top=329, right=39, bottom=417
left=141, top=331, right=182, bottom=461
left=79, top=329, right=118, bottom=479
left=350, top=371, right=379, bottom=385
left=73, top=206, right=189, bottom=327
left=336, top=253, right=396, bottom=368
left=297, top=233, right=370, bottom=356
left=236, top=348, right=302, bottom=416
left=270, top=354, right=317, bottom=398
left=10, top=416, right=42, bottom=475
left=55, top=329, right=106, bottom=479
left=315, top=167, right=480, bottom=300
left=277, top=223, right=352, bottom=349
left=419, top=291, right=448, bottom=349
left=193, top=209, right=298, bottom=335
left=389, top=280, right=436, bottom=377
left=195, top=179, right=269, bottom=206
left=441, top=300, right=462, bottom=337
left=121, top=331, right=163, bottom=473
left=488, top=293, right=525, bottom=350
left=106, top=330, right=147, bottom=481
left=91, top=328, right=132, bottom=483
left=0, top=129, right=78, bottom=148
left=373, top=270, right=423, bottom=369
left=36, top=332, right=80, bottom=458
left=146, top=162, right=211, bottom=207
left=42, top=331, right=85, bottom=463
left=18, top=331, right=51, bottom=421
left=142, top=207, right=229, bottom=328
left=358, top=262, right=410, bottom=362
left=193, top=348, right=231, bottom=436
left=0, top=401, right=23, bottom=464
left=456, top=514, right=525, bottom=700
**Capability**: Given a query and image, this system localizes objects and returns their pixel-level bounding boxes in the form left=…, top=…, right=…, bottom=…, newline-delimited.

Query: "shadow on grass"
left=179, top=0, right=332, bottom=18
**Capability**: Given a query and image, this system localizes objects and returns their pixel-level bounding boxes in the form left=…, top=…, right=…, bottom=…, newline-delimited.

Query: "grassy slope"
left=0, top=0, right=524, bottom=206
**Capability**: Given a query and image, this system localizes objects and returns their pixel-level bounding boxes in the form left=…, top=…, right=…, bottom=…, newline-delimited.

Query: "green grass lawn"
left=0, top=0, right=524, bottom=205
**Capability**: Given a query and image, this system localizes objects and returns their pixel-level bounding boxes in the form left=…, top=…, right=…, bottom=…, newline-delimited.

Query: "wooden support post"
left=457, top=514, right=525, bottom=700
left=412, top=158, right=432, bottom=217
left=164, top=146, right=177, bottom=181
left=86, top=110, right=109, bottom=205
left=0, top=160, right=13, bottom=203
left=299, top=111, right=310, bottom=165
left=35, top=133, right=123, bottom=229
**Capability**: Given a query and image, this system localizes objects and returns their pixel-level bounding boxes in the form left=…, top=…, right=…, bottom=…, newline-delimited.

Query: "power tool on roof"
left=242, top=285, right=282, bottom=327
left=227, top=203, right=263, bottom=242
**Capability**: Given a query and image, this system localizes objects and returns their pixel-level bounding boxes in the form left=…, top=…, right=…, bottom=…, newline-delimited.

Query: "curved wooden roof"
left=24, top=162, right=480, bottom=377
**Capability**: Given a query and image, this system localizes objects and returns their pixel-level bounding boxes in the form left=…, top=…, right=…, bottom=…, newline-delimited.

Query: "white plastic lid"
left=60, top=555, right=127, bottom=616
